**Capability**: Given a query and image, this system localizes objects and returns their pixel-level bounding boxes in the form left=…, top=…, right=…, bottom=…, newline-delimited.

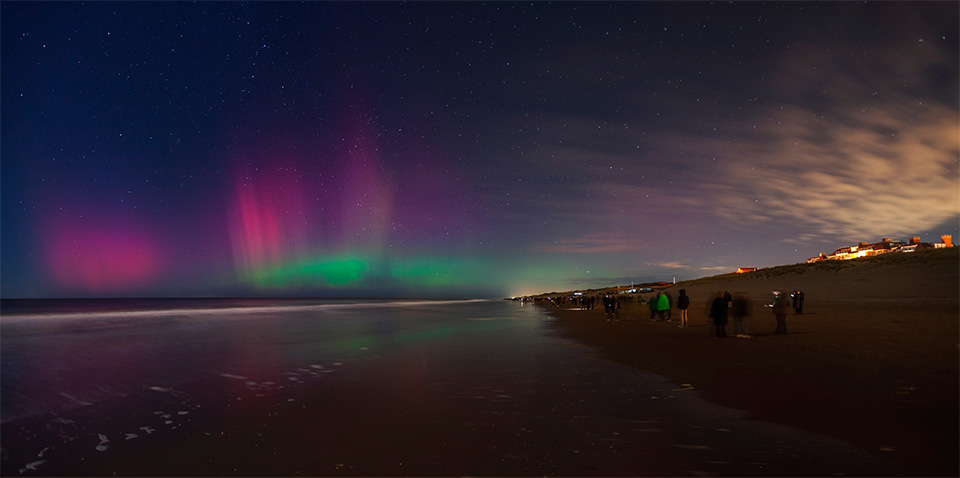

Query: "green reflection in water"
left=326, top=316, right=507, bottom=354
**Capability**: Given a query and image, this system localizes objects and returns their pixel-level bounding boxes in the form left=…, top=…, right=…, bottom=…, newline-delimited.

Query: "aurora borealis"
left=2, top=2, right=958, bottom=298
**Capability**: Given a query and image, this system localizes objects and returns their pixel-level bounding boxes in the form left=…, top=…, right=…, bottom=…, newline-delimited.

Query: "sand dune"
left=676, top=246, right=958, bottom=300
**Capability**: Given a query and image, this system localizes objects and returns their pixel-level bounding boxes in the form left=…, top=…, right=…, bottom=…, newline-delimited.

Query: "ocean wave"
left=0, top=298, right=494, bottom=322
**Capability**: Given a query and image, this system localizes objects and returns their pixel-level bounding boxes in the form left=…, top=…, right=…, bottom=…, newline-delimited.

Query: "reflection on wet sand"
left=2, top=299, right=908, bottom=476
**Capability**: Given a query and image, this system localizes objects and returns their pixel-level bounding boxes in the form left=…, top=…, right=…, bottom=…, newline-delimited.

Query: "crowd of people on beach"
left=522, top=288, right=806, bottom=338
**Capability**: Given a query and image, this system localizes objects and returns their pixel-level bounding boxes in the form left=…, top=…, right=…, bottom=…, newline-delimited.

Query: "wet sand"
left=1, top=341, right=913, bottom=477
left=0, top=296, right=922, bottom=477
left=541, top=248, right=959, bottom=476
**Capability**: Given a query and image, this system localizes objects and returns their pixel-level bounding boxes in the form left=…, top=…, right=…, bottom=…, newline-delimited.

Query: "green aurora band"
left=235, top=251, right=618, bottom=297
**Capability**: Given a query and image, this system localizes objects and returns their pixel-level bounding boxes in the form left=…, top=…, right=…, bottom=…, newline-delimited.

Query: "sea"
left=0, top=297, right=515, bottom=425
left=0, top=298, right=901, bottom=476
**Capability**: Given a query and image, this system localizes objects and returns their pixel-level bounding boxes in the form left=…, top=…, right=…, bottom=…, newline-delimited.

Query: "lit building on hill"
left=805, top=235, right=954, bottom=263
left=806, top=253, right=829, bottom=264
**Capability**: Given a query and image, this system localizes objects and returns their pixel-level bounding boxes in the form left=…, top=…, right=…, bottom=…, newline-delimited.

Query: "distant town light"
left=805, top=235, right=954, bottom=263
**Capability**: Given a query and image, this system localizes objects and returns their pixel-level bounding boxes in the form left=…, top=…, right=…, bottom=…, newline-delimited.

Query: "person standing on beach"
left=791, top=290, right=805, bottom=314
left=709, top=292, right=728, bottom=338
left=648, top=295, right=658, bottom=321
left=677, top=289, right=690, bottom=327
left=664, top=291, right=674, bottom=321
left=603, top=295, right=615, bottom=320
left=656, top=292, right=670, bottom=321
left=768, top=290, right=790, bottom=334
left=731, top=292, right=751, bottom=337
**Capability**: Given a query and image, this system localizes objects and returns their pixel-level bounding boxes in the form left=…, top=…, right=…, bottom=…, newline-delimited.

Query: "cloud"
left=475, top=7, right=956, bottom=269
left=540, top=232, right=640, bottom=254
left=695, top=40, right=959, bottom=241
left=699, top=265, right=733, bottom=272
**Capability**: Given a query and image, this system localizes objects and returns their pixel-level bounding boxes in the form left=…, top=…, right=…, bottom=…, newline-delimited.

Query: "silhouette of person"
left=709, top=291, right=728, bottom=338
left=791, top=290, right=805, bottom=314
left=677, top=289, right=691, bottom=327
left=731, top=292, right=752, bottom=337
left=768, top=290, right=790, bottom=334
left=664, top=291, right=674, bottom=321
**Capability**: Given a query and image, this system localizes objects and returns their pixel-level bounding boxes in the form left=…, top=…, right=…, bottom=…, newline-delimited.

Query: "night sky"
left=2, top=2, right=958, bottom=299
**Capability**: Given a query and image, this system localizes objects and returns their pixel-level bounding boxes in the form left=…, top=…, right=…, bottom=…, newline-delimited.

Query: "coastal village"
left=804, top=235, right=953, bottom=263
left=736, top=235, right=956, bottom=275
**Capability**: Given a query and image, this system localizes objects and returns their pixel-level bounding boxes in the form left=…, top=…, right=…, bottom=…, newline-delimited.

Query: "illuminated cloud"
left=700, top=265, right=734, bottom=272
left=701, top=41, right=959, bottom=241
left=541, top=232, right=640, bottom=254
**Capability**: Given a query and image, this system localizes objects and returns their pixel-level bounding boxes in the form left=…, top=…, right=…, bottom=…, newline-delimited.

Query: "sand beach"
left=541, top=247, right=959, bottom=476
